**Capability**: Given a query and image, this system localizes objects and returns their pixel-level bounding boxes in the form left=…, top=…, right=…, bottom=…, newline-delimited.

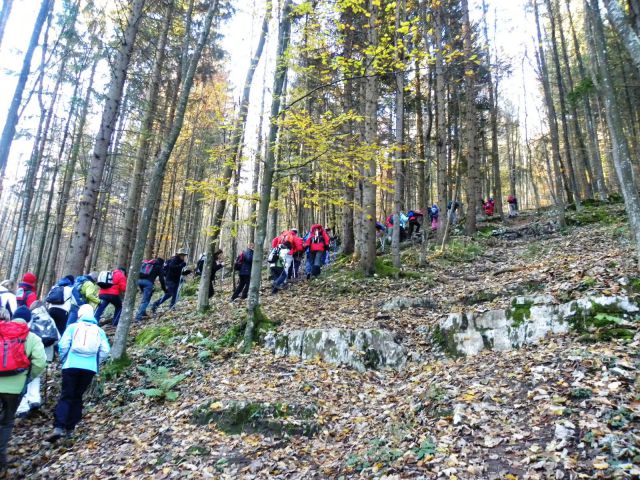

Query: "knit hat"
left=64, top=275, right=75, bottom=283
left=21, top=272, right=37, bottom=287
left=13, top=306, right=32, bottom=322
left=78, top=304, right=95, bottom=321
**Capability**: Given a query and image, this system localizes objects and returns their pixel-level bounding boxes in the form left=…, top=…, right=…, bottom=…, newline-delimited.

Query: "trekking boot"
left=46, top=428, right=65, bottom=442
left=151, top=304, right=158, bottom=315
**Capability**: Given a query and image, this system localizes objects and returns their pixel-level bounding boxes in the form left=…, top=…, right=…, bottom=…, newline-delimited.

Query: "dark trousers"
left=53, top=368, right=95, bottom=432
left=49, top=307, right=69, bottom=336
left=95, top=294, right=123, bottom=326
left=311, top=251, right=324, bottom=276
left=153, top=280, right=179, bottom=309
left=232, top=275, right=250, bottom=300
left=0, top=393, right=20, bottom=465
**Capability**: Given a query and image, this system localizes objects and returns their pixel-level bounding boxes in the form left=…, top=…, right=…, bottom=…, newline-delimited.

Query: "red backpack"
left=0, top=322, right=31, bottom=376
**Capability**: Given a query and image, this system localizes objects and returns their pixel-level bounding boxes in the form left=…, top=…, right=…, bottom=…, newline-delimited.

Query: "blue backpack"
left=45, top=285, right=66, bottom=305
left=71, top=276, right=89, bottom=306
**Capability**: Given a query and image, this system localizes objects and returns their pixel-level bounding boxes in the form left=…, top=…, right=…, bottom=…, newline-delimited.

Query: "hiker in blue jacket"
left=136, top=258, right=166, bottom=322
left=48, top=304, right=110, bottom=441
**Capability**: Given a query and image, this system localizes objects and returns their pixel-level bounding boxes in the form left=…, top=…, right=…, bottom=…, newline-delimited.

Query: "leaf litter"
left=10, top=206, right=640, bottom=479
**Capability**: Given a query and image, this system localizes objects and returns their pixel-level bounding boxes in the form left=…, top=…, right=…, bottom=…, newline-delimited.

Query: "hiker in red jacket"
left=272, top=229, right=303, bottom=293
left=94, top=268, right=127, bottom=327
left=303, top=224, right=330, bottom=279
left=16, top=272, right=38, bottom=308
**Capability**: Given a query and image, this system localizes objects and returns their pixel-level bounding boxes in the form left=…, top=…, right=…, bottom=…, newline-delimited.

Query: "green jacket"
left=0, top=320, right=46, bottom=394
left=81, top=281, right=100, bottom=308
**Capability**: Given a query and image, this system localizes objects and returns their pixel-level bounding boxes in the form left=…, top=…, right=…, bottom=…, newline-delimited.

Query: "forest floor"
left=10, top=201, right=640, bottom=479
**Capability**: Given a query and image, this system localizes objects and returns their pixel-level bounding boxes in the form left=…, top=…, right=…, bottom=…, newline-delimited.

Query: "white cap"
left=78, top=304, right=95, bottom=320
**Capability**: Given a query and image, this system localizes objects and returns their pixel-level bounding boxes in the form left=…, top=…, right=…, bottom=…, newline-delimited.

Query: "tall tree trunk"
left=0, top=0, right=14, bottom=50
left=586, top=0, right=640, bottom=262
left=604, top=0, right=640, bottom=75
left=565, top=0, right=608, bottom=200
left=482, top=0, right=503, bottom=219
left=243, top=0, right=292, bottom=351
left=555, top=0, right=593, bottom=199
left=37, top=73, right=80, bottom=289
left=391, top=0, right=405, bottom=270
left=535, top=0, right=566, bottom=227
left=198, top=7, right=269, bottom=311
left=359, top=1, right=379, bottom=276
left=0, top=0, right=51, bottom=197
left=112, top=0, right=219, bottom=360
left=118, top=1, right=173, bottom=269
left=46, top=59, right=97, bottom=290
left=462, top=0, right=478, bottom=235
left=434, top=5, right=448, bottom=239
left=10, top=50, right=64, bottom=278
left=545, top=0, right=581, bottom=209
left=67, top=0, right=145, bottom=276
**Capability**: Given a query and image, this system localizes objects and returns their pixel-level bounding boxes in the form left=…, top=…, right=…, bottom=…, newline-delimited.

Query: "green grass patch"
left=135, top=325, right=176, bottom=347
left=441, top=239, right=484, bottom=263
left=180, top=281, right=199, bottom=298
left=101, top=354, right=132, bottom=381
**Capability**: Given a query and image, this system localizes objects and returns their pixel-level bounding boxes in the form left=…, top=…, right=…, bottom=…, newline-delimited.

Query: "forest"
left=0, top=0, right=639, bottom=478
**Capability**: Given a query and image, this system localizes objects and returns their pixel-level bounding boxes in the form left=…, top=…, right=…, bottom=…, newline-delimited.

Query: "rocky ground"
left=10, top=202, right=640, bottom=479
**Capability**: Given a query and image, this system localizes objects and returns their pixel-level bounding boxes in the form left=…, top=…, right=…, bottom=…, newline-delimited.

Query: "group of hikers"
left=266, top=224, right=339, bottom=294
left=0, top=272, right=109, bottom=471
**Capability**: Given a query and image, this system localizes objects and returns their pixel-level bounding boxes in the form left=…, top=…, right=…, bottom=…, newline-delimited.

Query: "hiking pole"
left=43, top=363, right=49, bottom=406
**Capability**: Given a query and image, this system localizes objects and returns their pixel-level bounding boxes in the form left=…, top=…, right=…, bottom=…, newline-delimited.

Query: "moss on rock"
left=507, top=299, right=533, bottom=327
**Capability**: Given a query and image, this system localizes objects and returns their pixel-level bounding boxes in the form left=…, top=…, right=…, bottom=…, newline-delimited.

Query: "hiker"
left=48, top=304, right=110, bottom=442
left=231, top=243, right=254, bottom=301
left=507, top=194, right=518, bottom=217
left=195, top=253, right=206, bottom=276
left=66, top=274, right=100, bottom=329
left=272, top=232, right=297, bottom=293
left=0, top=281, right=17, bottom=318
left=16, top=302, right=59, bottom=418
left=136, top=258, right=166, bottom=321
left=385, top=213, right=408, bottom=244
left=482, top=198, right=495, bottom=217
left=287, top=230, right=304, bottom=278
left=0, top=306, right=45, bottom=472
left=304, top=224, right=330, bottom=279
left=152, top=249, right=189, bottom=313
left=407, top=210, right=424, bottom=237
left=447, top=200, right=461, bottom=225
left=428, top=204, right=440, bottom=231
left=16, top=272, right=37, bottom=308
left=375, top=222, right=386, bottom=251
left=94, top=268, right=127, bottom=327
left=46, top=275, right=75, bottom=335
left=200, top=250, right=223, bottom=299
left=323, top=228, right=340, bottom=265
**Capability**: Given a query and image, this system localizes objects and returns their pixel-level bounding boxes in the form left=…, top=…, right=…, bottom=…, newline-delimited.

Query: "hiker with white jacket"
left=48, top=304, right=110, bottom=441
left=16, top=302, right=60, bottom=418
